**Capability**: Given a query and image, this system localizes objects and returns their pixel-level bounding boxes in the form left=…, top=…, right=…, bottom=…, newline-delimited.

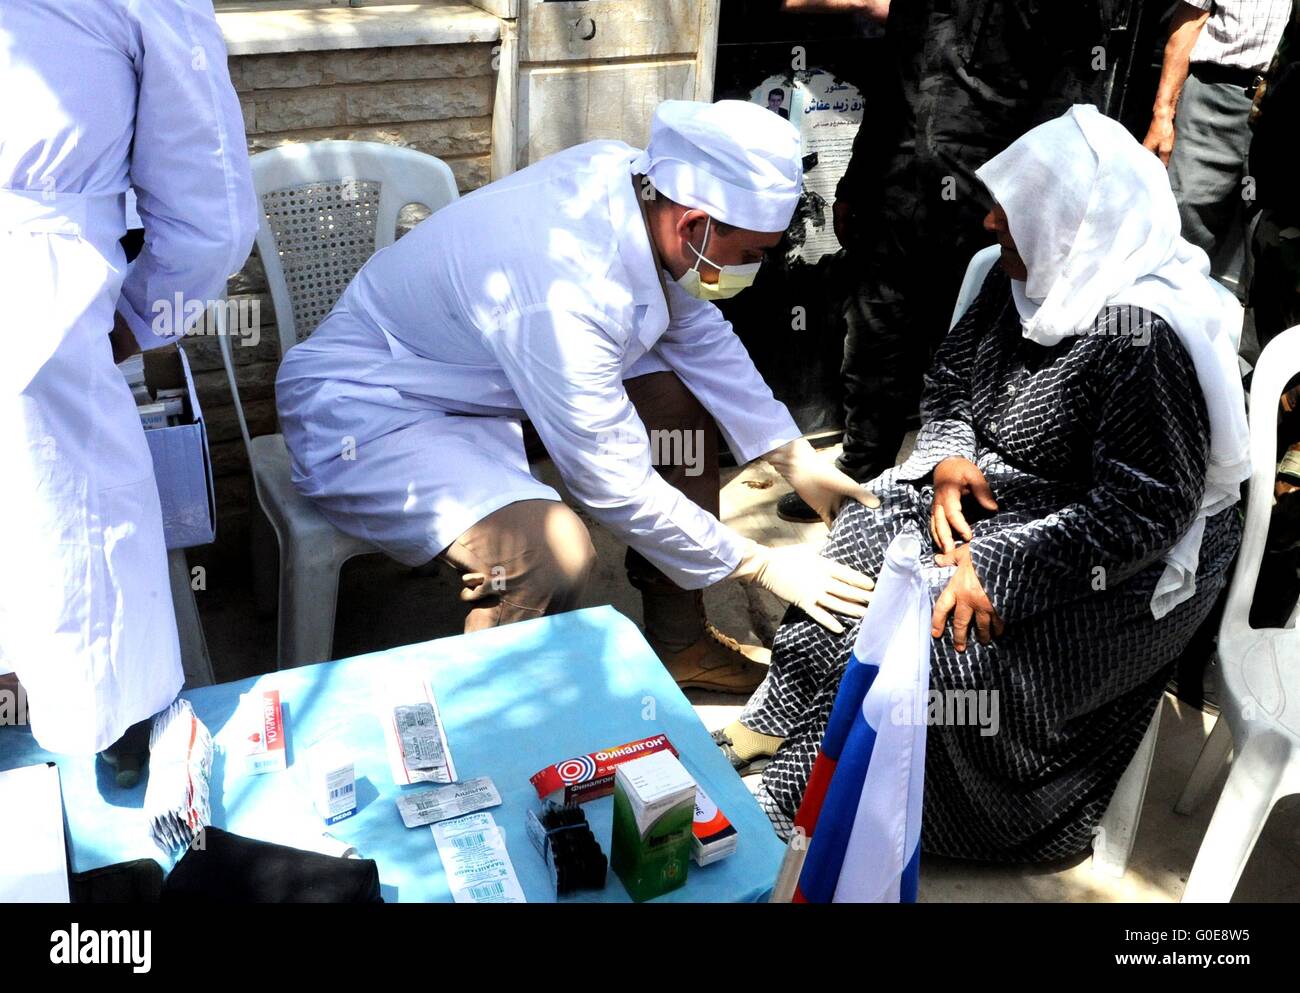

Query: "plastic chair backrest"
left=249, top=140, right=460, bottom=360
left=950, top=245, right=1002, bottom=331
left=1219, top=324, right=1300, bottom=655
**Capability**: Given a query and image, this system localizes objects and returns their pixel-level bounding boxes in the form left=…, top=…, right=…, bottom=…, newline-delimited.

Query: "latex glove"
left=765, top=438, right=880, bottom=526
left=731, top=540, right=875, bottom=635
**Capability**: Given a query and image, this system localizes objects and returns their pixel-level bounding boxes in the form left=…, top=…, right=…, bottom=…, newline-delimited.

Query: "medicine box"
left=610, top=751, right=696, bottom=902
left=307, top=740, right=357, bottom=826
left=244, top=690, right=287, bottom=775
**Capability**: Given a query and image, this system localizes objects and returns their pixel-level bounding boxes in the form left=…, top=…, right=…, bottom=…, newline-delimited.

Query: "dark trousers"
left=837, top=181, right=991, bottom=479
left=1167, top=70, right=1257, bottom=296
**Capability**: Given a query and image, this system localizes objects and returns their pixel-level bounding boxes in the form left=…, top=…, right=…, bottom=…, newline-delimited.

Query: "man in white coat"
left=0, top=0, right=257, bottom=756
left=277, top=100, right=877, bottom=692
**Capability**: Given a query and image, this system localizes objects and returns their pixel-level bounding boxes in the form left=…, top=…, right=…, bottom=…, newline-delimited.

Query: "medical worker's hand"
left=931, top=457, right=998, bottom=554
left=766, top=438, right=880, bottom=527
left=931, top=543, right=1004, bottom=652
left=731, top=541, right=875, bottom=635
left=109, top=312, right=141, bottom=364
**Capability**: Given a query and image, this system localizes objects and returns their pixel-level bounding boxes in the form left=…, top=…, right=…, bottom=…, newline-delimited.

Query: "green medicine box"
left=610, top=751, right=696, bottom=902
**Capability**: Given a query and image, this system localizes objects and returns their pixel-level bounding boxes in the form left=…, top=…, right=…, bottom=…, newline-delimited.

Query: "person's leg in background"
left=835, top=203, right=921, bottom=482
left=622, top=370, right=771, bottom=694
left=1250, top=213, right=1300, bottom=352
left=1167, top=71, right=1256, bottom=296
left=441, top=499, right=597, bottom=633
left=776, top=157, right=923, bottom=523
left=1167, top=69, right=1269, bottom=700
left=1246, top=209, right=1300, bottom=631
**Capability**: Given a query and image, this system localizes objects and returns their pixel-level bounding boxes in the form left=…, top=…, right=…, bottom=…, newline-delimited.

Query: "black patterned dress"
left=744, top=268, right=1242, bottom=862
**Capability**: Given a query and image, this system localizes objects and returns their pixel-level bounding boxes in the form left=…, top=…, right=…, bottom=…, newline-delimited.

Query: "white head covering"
left=975, top=104, right=1250, bottom=619
left=631, top=99, right=803, bottom=234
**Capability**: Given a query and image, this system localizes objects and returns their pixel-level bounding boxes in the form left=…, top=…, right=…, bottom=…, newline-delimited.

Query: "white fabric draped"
left=976, top=105, right=1250, bottom=618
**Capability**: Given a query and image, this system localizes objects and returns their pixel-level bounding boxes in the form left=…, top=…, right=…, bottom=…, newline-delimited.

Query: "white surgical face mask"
left=675, top=217, right=762, bottom=301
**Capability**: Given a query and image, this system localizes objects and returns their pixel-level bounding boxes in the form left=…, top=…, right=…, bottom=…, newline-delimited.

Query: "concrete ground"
left=197, top=436, right=1299, bottom=902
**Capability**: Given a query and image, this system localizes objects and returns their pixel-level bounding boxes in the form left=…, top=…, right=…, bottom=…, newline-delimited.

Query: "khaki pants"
left=442, top=371, right=721, bottom=648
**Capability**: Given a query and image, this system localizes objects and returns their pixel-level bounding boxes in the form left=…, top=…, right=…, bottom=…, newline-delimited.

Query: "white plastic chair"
left=948, top=245, right=1163, bottom=878
left=948, top=245, right=1001, bottom=330
left=218, top=141, right=460, bottom=668
left=1179, top=324, right=1300, bottom=902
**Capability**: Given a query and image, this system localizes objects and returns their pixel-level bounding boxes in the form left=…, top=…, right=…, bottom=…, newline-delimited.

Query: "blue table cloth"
left=0, top=606, right=783, bottom=903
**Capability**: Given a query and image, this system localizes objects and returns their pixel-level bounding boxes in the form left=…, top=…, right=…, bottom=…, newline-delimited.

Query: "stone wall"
left=184, top=41, right=497, bottom=570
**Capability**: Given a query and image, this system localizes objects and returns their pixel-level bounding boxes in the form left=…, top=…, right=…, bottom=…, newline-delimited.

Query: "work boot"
left=638, top=581, right=768, bottom=694
left=660, top=624, right=771, bottom=695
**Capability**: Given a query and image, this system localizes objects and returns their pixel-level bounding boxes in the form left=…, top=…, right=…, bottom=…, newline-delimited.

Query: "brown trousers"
left=442, top=371, right=720, bottom=647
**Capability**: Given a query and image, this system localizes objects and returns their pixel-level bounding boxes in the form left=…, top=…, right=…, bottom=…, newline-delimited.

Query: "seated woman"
left=734, top=105, right=1250, bottom=862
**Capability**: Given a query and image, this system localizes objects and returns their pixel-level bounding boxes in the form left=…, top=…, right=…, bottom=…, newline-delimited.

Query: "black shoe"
left=99, top=716, right=153, bottom=789
left=776, top=490, right=820, bottom=523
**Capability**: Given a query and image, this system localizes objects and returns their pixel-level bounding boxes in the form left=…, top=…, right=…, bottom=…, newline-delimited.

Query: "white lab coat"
left=0, top=0, right=257, bottom=753
left=277, top=141, right=800, bottom=589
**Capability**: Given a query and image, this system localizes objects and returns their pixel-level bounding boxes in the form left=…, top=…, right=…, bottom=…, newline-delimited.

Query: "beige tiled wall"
left=186, top=41, right=497, bottom=565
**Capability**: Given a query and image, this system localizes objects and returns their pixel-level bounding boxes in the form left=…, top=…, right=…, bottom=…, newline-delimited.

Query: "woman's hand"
left=931, top=457, right=998, bottom=554
left=931, top=543, right=1004, bottom=652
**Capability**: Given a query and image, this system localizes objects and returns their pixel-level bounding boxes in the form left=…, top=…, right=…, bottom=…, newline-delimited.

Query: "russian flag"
left=772, top=533, right=931, bottom=903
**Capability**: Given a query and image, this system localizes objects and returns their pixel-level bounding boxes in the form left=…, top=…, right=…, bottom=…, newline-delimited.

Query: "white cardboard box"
left=142, top=345, right=216, bottom=550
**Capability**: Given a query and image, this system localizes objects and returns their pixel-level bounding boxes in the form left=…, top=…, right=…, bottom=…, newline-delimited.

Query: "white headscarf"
left=631, top=99, right=804, bottom=233
left=975, top=105, right=1249, bottom=619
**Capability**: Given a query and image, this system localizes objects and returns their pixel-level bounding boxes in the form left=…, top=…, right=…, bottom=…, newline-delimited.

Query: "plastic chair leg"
left=1175, top=714, right=1233, bottom=815
left=276, top=544, right=342, bottom=669
left=770, top=838, right=808, bottom=903
left=1092, top=702, right=1162, bottom=877
left=250, top=495, right=279, bottom=618
left=1181, top=731, right=1290, bottom=902
left=168, top=548, right=215, bottom=688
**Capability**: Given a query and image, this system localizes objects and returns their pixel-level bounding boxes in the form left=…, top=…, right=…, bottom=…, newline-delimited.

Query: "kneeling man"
left=277, top=100, right=876, bottom=689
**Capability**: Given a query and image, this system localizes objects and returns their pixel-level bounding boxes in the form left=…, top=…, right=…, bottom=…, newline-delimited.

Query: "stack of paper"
left=0, top=763, right=70, bottom=902
left=144, top=699, right=213, bottom=854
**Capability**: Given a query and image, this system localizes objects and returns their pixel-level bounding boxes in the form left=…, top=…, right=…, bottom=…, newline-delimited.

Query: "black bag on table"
left=161, top=827, right=383, bottom=903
